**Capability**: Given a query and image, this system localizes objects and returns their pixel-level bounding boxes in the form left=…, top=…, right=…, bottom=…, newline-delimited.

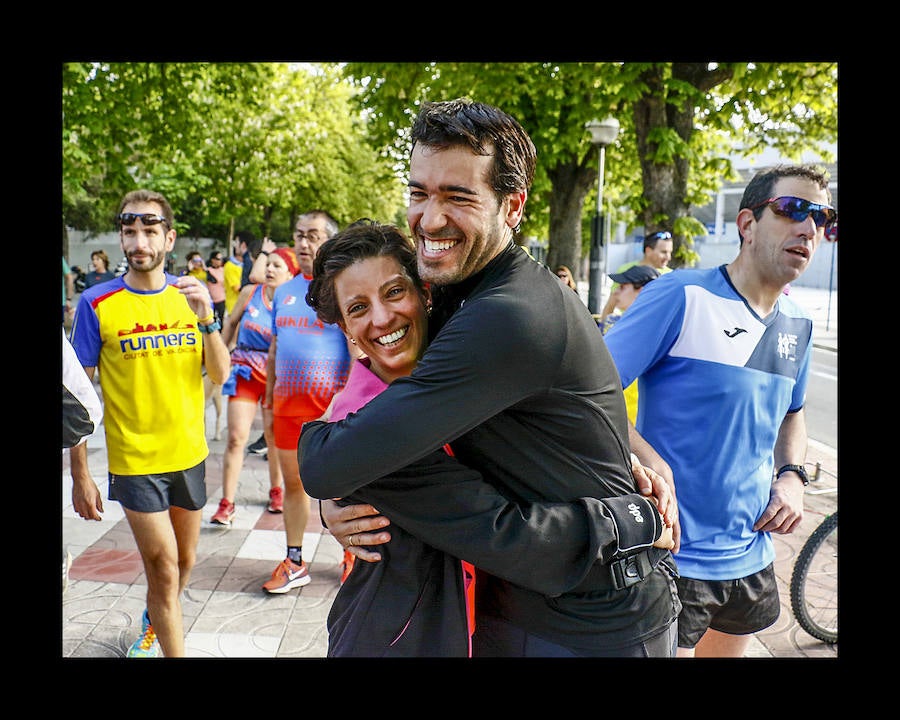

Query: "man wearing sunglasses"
left=604, top=164, right=835, bottom=657
left=68, top=190, right=231, bottom=658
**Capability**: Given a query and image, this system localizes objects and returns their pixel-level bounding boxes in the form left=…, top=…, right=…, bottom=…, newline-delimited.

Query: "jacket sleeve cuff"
left=599, top=494, right=663, bottom=557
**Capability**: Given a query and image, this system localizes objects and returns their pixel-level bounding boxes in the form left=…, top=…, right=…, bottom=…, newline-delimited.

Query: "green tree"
left=62, top=62, right=405, bottom=255
left=341, top=62, right=837, bottom=278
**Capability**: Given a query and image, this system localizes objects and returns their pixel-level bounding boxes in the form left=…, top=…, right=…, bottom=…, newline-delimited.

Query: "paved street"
left=61, top=286, right=838, bottom=659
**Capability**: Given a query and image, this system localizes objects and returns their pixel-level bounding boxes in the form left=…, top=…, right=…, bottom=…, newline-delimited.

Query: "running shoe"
left=247, top=434, right=267, bottom=456
left=127, top=609, right=161, bottom=658
left=267, top=486, right=284, bottom=513
left=211, top=498, right=236, bottom=526
left=262, top=558, right=310, bottom=594
left=340, top=549, right=355, bottom=585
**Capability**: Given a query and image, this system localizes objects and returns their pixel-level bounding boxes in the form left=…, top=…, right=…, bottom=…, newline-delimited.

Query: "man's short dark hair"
left=410, top=98, right=536, bottom=207
left=234, top=230, right=261, bottom=256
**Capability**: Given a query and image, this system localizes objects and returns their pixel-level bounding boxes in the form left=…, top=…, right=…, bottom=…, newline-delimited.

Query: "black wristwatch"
left=776, top=463, right=809, bottom=486
left=198, top=320, right=221, bottom=334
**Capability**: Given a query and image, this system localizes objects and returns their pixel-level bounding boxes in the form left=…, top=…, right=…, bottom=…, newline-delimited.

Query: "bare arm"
left=628, top=422, right=680, bottom=552
left=754, top=409, right=807, bottom=534
left=248, top=254, right=267, bottom=285
left=174, top=275, right=230, bottom=384
left=599, top=287, right=622, bottom=321
left=68, top=365, right=104, bottom=522
left=264, top=335, right=277, bottom=409
left=221, top=285, right=254, bottom=349
left=248, top=238, right=275, bottom=285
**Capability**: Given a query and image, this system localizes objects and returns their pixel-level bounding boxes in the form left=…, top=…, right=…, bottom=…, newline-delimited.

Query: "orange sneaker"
left=267, top=486, right=284, bottom=513
left=340, top=549, right=355, bottom=585
left=262, top=558, right=310, bottom=594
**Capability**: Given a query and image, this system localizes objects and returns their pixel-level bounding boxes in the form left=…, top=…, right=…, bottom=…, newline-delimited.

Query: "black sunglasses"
left=749, top=196, right=836, bottom=228
left=117, top=212, right=169, bottom=228
left=646, top=231, right=672, bottom=243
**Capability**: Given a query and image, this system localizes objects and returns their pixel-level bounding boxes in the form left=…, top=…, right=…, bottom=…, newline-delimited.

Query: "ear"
left=165, top=227, right=177, bottom=252
left=736, top=208, right=756, bottom=244
left=504, top=191, right=527, bottom=229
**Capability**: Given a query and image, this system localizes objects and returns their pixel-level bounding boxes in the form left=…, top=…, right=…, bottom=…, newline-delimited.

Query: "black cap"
left=609, top=265, right=660, bottom=286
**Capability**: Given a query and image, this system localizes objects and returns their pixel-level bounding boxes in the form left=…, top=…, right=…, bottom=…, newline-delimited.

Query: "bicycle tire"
left=790, top=511, right=838, bottom=644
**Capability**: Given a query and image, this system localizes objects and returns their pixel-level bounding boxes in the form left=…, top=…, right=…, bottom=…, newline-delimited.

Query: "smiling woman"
left=308, top=222, right=429, bottom=387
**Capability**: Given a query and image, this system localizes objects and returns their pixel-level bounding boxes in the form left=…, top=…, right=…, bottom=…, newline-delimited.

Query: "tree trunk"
left=546, top=159, right=595, bottom=283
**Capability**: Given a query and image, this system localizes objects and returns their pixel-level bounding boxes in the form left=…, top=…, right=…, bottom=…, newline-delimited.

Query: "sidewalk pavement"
left=61, top=287, right=837, bottom=659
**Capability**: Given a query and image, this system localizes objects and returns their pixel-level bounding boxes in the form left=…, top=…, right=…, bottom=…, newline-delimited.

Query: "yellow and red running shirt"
left=70, top=274, right=209, bottom=475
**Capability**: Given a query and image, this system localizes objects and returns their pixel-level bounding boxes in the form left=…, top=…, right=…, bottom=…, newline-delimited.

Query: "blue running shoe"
left=127, top=609, right=161, bottom=658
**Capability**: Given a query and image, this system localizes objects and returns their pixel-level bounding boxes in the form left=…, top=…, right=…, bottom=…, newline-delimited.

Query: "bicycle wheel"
left=790, top=511, right=838, bottom=644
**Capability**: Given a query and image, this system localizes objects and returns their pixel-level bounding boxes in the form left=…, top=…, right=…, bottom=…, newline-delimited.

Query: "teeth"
left=376, top=327, right=408, bottom=345
left=424, top=238, right=457, bottom=252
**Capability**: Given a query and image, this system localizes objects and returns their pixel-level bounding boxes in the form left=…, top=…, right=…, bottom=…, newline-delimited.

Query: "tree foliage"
left=63, top=62, right=837, bottom=279
left=62, top=62, right=405, bottom=253
left=342, top=62, right=837, bottom=276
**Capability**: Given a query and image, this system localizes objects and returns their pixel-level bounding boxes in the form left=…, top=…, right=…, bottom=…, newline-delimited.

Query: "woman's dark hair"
left=306, top=220, right=423, bottom=325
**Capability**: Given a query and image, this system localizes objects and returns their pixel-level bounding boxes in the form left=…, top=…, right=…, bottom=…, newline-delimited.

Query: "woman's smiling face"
left=335, top=255, right=430, bottom=385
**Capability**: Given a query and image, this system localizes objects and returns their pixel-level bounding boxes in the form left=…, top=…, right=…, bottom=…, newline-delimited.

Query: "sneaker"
left=247, top=434, right=267, bottom=455
left=340, top=549, right=355, bottom=585
left=267, top=486, right=284, bottom=513
left=211, top=498, right=236, bottom=526
left=262, top=558, right=310, bottom=594
left=127, top=610, right=161, bottom=658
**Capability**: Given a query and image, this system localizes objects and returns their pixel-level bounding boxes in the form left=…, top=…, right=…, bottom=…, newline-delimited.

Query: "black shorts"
left=108, top=460, right=207, bottom=513
left=675, top=563, right=780, bottom=648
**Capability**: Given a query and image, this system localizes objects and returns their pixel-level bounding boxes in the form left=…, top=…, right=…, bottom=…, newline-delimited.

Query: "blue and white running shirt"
left=604, top=265, right=812, bottom=581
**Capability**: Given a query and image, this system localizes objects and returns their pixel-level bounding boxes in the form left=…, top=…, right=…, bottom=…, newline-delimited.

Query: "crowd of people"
left=63, top=97, right=834, bottom=658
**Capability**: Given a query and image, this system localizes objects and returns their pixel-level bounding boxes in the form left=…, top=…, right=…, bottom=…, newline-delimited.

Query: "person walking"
left=224, top=231, right=254, bottom=316
left=210, top=247, right=301, bottom=526
left=68, top=189, right=230, bottom=657
left=604, top=164, right=835, bottom=657
left=599, top=230, right=673, bottom=319
left=302, top=99, right=680, bottom=657
left=206, top=250, right=227, bottom=325
left=597, top=264, right=660, bottom=424
left=261, top=210, right=355, bottom=594
left=243, top=237, right=280, bottom=458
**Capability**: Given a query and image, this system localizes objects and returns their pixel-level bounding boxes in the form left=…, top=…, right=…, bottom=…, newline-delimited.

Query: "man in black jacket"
left=300, top=99, right=681, bottom=657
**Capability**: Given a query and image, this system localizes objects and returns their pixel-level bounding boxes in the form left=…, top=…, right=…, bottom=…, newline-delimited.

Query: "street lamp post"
left=585, top=118, right=620, bottom=315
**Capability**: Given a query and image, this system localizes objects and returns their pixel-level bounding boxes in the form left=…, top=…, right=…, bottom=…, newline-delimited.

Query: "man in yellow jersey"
left=68, top=189, right=231, bottom=658
left=224, top=231, right=253, bottom=315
